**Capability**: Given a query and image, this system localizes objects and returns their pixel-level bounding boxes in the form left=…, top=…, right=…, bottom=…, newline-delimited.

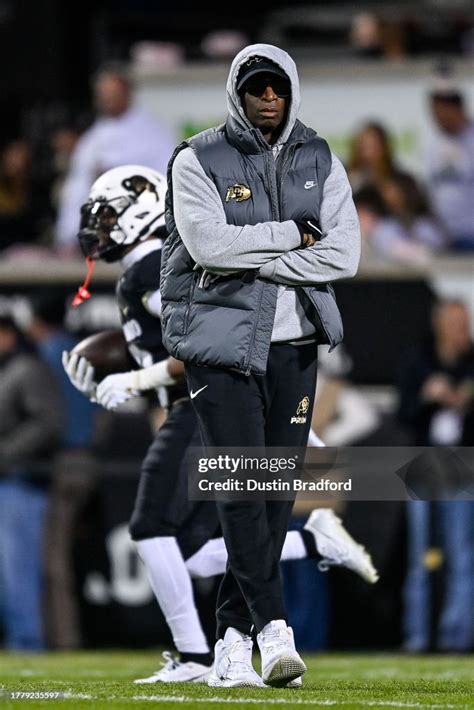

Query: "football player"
left=63, top=165, right=378, bottom=685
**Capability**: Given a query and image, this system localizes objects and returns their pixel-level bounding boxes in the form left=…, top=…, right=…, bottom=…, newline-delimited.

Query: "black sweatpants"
left=186, top=342, right=318, bottom=637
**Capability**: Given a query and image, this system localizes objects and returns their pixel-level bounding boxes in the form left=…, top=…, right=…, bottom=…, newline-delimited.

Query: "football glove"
left=95, top=360, right=178, bottom=411
left=95, top=372, right=138, bottom=411
left=62, top=351, right=97, bottom=400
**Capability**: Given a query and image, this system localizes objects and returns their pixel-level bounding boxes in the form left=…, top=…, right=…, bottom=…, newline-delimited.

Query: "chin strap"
left=72, top=257, right=96, bottom=307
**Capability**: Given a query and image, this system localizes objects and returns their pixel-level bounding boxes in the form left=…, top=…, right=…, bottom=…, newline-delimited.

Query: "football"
left=71, top=329, right=134, bottom=382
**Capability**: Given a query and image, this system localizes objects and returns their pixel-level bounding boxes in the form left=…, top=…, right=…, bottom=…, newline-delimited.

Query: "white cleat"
left=305, top=508, right=379, bottom=584
left=208, top=627, right=267, bottom=688
left=134, top=651, right=212, bottom=684
left=257, top=620, right=307, bottom=688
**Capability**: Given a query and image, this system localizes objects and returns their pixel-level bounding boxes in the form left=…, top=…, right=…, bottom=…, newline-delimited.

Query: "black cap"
left=236, top=56, right=289, bottom=92
left=429, top=77, right=464, bottom=105
left=430, top=89, right=464, bottom=106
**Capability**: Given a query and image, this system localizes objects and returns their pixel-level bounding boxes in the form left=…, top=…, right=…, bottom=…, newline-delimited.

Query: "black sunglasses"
left=243, top=77, right=291, bottom=99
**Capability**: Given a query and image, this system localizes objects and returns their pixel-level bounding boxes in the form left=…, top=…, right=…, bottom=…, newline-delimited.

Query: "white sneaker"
left=208, top=628, right=267, bottom=688
left=304, top=508, right=379, bottom=584
left=257, top=620, right=307, bottom=687
left=134, top=651, right=212, bottom=684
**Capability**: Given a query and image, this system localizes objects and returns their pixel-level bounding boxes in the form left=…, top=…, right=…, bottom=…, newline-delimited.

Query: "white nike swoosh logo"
left=190, top=385, right=208, bottom=399
left=307, top=220, right=322, bottom=235
left=304, top=181, right=316, bottom=189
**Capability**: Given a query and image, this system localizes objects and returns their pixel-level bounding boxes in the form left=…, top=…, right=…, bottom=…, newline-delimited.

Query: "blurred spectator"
left=348, top=123, right=446, bottom=254
left=399, top=299, right=474, bottom=446
left=0, top=315, right=63, bottom=650
left=380, top=174, right=446, bottom=251
left=28, top=292, right=97, bottom=450
left=425, top=86, right=474, bottom=251
left=347, top=122, right=407, bottom=193
left=354, top=186, right=431, bottom=267
left=398, top=299, right=474, bottom=652
left=48, top=126, right=81, bottom=215
left=28, top=292, right=98, bottom=649
left=349, top=13, right=384, bottom=59
left=55, top=66, right=176, bottom=256
left=349, top=12, right=406, bottom=60
left=0, top=140, right=49, bottom=251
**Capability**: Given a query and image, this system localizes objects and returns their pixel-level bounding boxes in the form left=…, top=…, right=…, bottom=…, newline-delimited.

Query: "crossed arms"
left=171, top=148, right=360, bottom=285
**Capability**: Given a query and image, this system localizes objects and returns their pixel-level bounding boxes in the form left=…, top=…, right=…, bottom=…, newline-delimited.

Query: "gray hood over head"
left=226, top=43, right=300, bottom=146
left=165, top=42, right=359, bottom=355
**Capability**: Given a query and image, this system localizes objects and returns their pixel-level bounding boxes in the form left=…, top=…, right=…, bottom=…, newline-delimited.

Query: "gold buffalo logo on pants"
left=291, top=396, right=311, bottom=424
left=225, top=184, right=252, bottom=203
left=297, top=396, right=310, bottom=415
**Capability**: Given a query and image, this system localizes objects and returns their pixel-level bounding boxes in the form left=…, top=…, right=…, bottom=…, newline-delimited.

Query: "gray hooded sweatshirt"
left=171, top=43, right=360, bottom=342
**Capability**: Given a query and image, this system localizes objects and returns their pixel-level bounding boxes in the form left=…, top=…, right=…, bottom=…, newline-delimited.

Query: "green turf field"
left=0, top=651, right=472, bottom=709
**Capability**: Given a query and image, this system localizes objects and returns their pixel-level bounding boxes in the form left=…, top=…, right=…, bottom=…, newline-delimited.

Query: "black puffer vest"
left=160, top=117, right=343, bottom=375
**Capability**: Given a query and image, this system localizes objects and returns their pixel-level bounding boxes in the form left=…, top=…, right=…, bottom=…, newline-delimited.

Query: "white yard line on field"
left=60, top=691, right=468, bottom=709
left=130, top=696, right=466, bottom=708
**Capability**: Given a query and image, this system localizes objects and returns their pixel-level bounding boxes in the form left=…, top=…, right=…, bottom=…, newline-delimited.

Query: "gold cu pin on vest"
left=225, top=184, right=252, bottom=203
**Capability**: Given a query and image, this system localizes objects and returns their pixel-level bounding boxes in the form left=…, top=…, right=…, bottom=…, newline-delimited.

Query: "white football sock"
left=136, top=536, right=210, bottom=654
left=186, top=538, right=227, bottom=578
left=308, top=429, right=326, bottom=447
left=281, top=530, right=307, bottom=560
left=186, top=528, right=308, bottom=580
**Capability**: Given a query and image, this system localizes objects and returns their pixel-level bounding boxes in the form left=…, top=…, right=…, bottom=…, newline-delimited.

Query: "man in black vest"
left=161, top=43, right=361, bottom=688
